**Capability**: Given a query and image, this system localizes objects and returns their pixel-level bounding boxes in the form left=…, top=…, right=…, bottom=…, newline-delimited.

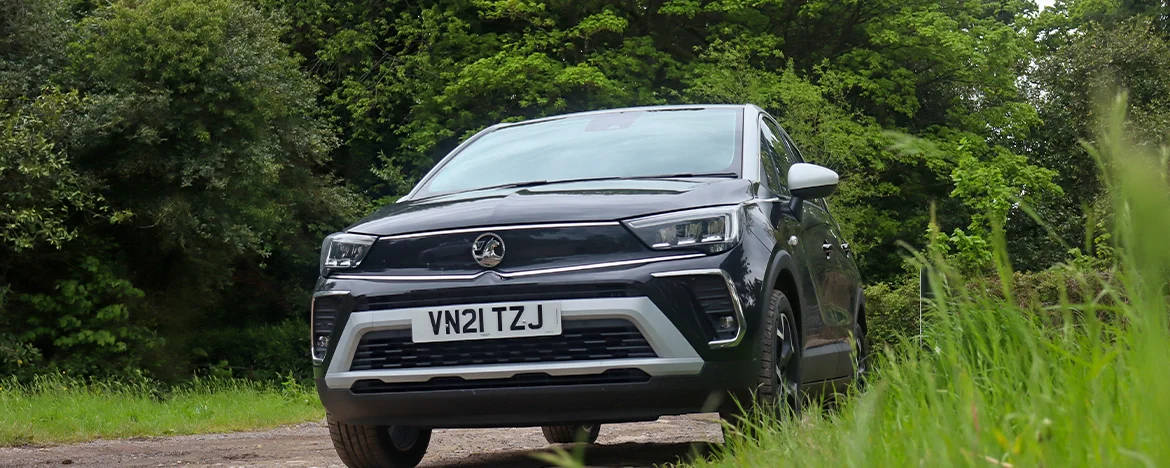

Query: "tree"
left=1, top=0, right=362, bottom=379
left=1014, top=4, right=1170, bottom=270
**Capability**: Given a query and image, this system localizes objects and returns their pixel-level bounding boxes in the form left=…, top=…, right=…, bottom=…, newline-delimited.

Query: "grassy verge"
left=697, top=97, right=1170, bottom=466
left=0, top=375, right=322, bottom=446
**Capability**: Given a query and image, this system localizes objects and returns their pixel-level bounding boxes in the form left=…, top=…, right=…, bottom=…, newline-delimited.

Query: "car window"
left=760, top=117, right=799, bottom=195
left=759, top=127, right=785, bottom=195
left=416, top=108, right=744, bottom=197
left=772, top=122, right=833, bottom=211
left=765, top=118, right=801, bottom=166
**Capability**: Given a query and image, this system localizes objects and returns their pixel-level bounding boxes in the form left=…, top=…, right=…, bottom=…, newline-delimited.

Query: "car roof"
left=495, top=104, right=763, bottom=129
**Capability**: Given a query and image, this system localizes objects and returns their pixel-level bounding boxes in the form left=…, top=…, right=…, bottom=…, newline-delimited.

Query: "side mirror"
left=788, top=163, right=838, bottom=199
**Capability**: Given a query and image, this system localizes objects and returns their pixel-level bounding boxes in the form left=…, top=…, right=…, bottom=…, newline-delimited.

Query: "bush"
left=0, top=333, right=42, bottom=381
left=863, top=279, right=923, bottom=349
left=14, top=257, right=159, bottom=377
left=864, top=256, right=1124, bottom=351
left=190, top=319, right=310, bottom=382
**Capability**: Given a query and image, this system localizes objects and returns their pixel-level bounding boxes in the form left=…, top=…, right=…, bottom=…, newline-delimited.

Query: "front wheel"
left=722, top=290, right=802, bottom=435
left=328, top=414, right=431, bottom=468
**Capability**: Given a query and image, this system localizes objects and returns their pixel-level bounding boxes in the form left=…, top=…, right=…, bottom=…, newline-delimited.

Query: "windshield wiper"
left=633, top=172, right=740, bottom=179
left=421, top=173, right=739, bottom=200
left=459, top=176, right=630, bottom=194
left=476, top=173, right=738, bottom=191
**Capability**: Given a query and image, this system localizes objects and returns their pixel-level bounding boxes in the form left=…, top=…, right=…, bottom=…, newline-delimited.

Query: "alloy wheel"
left=774, top=313, right=799, bottom=409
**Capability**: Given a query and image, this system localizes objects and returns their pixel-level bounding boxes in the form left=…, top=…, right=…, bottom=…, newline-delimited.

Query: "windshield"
left=415, top=107, right=743, bottom=197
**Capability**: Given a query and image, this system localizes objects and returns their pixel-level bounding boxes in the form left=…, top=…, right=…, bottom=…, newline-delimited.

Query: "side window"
left=759, top=128, right=785, bottom=195
left=762, top=117, right=798, bottom=194
left=775, top=124, right=832, bottom=211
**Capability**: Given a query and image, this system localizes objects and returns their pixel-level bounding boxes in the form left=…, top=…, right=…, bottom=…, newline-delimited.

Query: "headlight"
left=624, top=206, right=741, bottom=254
left=320, top=233, right=376, bottom=275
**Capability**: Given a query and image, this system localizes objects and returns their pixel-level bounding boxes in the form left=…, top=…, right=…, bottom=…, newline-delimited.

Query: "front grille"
left=357, top=283, right=638, bottom=311
left=350, top=369, right=651, bottom=394
left=349, top=319, right=656, bottom=371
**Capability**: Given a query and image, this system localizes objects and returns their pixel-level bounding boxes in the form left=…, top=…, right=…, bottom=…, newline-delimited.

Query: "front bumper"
left=313, top=249, right=766, bottom=427
left=322, top=296, right=703, bottom=389
left=317, top=359, right=757, bottom=427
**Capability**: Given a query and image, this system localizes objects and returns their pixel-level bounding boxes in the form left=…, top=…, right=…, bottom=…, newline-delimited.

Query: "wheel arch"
left=763, top=250, right=804, bottom=343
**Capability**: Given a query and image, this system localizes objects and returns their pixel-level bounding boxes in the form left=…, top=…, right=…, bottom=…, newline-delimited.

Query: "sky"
left=1037, top=0, right=1056, bottom=9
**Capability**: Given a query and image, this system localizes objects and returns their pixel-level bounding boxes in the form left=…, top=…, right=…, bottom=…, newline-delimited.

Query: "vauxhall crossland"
left=312, top=104, right=867, bottom=468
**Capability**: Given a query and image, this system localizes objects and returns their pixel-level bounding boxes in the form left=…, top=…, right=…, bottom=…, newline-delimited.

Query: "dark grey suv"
left=312, top=104, right=867, bottom=467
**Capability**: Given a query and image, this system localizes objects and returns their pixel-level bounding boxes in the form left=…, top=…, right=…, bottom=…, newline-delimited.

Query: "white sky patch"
left=1037, top=0, right=1056, bottom=10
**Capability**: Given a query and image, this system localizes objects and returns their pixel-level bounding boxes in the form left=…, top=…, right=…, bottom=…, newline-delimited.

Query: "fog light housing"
left=651, top=269, right=745, bottom=348
left=311, top=294, right=344, bottom=362
left=717, top=315, right=736, bottom=331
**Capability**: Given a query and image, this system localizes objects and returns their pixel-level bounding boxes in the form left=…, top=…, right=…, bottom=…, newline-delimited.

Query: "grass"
left=0, top=375, right=322, bottom=446
left=691, top=95, right=1170, bottom=467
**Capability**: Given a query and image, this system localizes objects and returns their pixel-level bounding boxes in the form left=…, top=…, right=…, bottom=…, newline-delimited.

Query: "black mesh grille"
left=350, top=369, right=651, bottom=394
left=691, top=276, right=735, bottom=316
left=313, top=304, right=337, bottom=337
left=349, top=319, right=656, bottom=371
left=686, top=276, right=738, bottom=341
left=312, top=296, right=340, bottom=358
left=358, top=283, right=638, bottom=311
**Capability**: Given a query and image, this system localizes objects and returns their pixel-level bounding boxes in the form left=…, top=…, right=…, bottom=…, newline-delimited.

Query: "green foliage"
left=0, top=374, right=321, bottom=446
left=1013, top=2, right=1170, bottom=271
left=190, top=319, right=310, bottom=381
left=1, top=0, right=360, bottom=381
left=69, top=0, right=344, bottom=263
left=15, top=257, right=157, bottom=376
left=861, top=280, right=921, bottom=350
left=0, top=89, right=107, bottom=251
left=0, top=333, right=42, bottom=381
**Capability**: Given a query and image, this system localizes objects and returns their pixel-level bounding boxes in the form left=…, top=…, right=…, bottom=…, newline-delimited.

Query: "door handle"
left=841, top=242, right=851, bottom=255
left=822, top=241, right=833, bottom=257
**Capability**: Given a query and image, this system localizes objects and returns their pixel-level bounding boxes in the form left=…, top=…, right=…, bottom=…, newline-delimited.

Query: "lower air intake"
left=350, top=369, right=651, bottom=394
left=349, top=319, right=656, bottom=371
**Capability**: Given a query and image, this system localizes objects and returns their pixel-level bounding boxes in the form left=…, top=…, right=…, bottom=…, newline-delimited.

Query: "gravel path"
left=0, top=415, right=723, bottom=467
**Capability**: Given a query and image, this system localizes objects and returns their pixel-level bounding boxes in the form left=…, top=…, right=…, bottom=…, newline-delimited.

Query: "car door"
left=759, top=117, right=848, bottom=382
left=777, top=128, right=860, bottom=364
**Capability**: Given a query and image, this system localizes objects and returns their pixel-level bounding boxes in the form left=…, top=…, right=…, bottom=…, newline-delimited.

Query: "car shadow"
left=425, top=441, right=716, bottom=467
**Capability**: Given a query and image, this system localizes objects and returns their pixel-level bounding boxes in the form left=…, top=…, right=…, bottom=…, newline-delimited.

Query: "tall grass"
left=701, top=94, right=1170, bottom=467
left=0, top=374, right=322, bottom=446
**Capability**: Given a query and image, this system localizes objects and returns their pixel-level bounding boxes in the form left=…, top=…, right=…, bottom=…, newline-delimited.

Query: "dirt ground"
left=0, top=414, right=723, bottom=468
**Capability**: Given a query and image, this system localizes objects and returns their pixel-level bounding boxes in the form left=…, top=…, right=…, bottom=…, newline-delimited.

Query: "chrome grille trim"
left=376, top=222, right=621, bottom=241
left=331, top=253, right=706, bottom=282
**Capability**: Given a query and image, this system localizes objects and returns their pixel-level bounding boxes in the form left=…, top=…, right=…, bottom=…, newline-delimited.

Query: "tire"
left=328, top=413, right=431, bottom=468
left=722, top=289, right=802, bottom=434
left=850, top=315, right=870, bottom=388
left=541, top=424, right=601, bottom=444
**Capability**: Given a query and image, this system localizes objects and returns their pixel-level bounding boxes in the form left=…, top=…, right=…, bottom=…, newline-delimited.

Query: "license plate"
left=411, top=301, right=562, bottom=343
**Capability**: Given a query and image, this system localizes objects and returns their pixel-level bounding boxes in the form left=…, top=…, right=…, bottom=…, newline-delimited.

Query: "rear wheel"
left=850, top=315, right=870, bottom=387
left=541, top=424, right=601, bottom=444
left=722, top=290, right=801, bottom=438
left=328, top=414, right=431, bottom=468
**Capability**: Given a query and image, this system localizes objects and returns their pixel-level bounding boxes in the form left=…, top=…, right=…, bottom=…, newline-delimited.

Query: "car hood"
left=346, top=178, right=755, bottom=236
